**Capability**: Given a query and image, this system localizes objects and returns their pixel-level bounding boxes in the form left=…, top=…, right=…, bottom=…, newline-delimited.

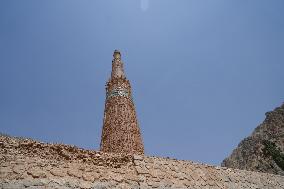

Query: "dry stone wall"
left=1, top=134, right=284, bottom=189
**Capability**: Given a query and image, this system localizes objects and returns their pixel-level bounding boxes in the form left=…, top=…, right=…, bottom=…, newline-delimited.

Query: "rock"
left=12, top=165, right=26, bottom=174
left=67, top=169, right=82, bottom=178
left=0, top=167, right=13, bottom=178
left=82, top=172, right=99, bottom=182
left=79, top=181, right=93, bottom=189
left=222, top=103, right=284, bottom=176
left=116, top=182, right=130, bottom=189
left=136, top=166, right=149, bottom=174
left=133, top=155, right=143, bottom=161
left=1, top=182, right=25, bottom=189
left=50, top=168, right=66, bottom=177
left=147, top=181, right=160, bottom=188
left=113, top=174, right=124, bottom=182
left=27, top=168, right=47, bottom=178
left=149, top=169, right=159, bottom=178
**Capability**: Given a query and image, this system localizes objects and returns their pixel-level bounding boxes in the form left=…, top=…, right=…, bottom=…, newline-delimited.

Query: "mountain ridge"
left=222, top=103, right=284, bottom=175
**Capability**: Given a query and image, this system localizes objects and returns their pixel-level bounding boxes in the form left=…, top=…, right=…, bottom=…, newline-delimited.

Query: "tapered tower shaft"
left=100, top=50, right=144, bottom=155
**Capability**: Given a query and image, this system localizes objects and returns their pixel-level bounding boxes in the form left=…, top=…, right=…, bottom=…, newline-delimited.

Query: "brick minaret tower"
left=100, top=50, right=144, bottom=155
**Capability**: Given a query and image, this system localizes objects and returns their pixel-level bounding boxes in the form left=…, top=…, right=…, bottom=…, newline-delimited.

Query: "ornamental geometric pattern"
left=100, top=50, right=144, bottom=155
left=106, top=87, right=130, bottom=99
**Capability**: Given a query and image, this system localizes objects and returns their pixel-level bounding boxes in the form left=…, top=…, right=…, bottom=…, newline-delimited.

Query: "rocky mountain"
left=222, top=103, right=284, bottom=175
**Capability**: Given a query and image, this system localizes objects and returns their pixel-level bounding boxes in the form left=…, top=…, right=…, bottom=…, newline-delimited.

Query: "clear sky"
left=0, top=0, right=283, bottom=165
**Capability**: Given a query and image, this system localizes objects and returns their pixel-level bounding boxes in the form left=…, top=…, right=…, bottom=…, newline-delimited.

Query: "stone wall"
left=1, top=134, right=284, bottom=189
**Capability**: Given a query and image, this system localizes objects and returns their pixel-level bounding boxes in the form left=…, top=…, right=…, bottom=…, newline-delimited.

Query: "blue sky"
left=0, top=0, right=283, bottom=165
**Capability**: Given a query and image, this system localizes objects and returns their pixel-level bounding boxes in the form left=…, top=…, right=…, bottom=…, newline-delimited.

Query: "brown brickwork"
left=100, top=50, right=144, bottom=155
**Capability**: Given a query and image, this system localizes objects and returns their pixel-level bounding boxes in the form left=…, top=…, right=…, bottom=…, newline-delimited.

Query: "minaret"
left=100, top=50, right=144, bottom=155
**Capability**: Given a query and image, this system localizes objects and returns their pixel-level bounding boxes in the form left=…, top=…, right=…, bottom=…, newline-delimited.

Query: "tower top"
left=113, top=50, right=121, bottom=60
left=111, top=50, right=125, bottom=79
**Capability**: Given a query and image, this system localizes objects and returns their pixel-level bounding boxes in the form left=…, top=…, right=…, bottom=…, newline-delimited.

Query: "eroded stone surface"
left=222, top=103, right=284, bottom=175
left=1, top=134, right=284, bottom=188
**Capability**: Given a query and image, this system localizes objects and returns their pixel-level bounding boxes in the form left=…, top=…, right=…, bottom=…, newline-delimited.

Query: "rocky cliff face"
left=1, top=133, right=284, bottom=188
left=222, top=103, right=284, bottom=175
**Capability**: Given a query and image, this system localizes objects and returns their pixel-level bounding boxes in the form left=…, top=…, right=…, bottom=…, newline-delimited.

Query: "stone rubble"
left=1, top=134, right=284, bottom=188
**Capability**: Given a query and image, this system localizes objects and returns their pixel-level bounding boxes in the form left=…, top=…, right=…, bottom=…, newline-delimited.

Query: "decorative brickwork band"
left=100, top=50, right=144, bottom=155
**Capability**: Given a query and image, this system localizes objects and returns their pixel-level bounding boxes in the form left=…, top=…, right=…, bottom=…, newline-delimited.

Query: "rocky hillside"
left=222, top=103, right=284, bottom=175
left=1, top=133, right=284, bottom=188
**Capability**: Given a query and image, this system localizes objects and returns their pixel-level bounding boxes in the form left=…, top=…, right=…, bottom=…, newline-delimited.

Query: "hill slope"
left=222, top=103, right=284, bottom=175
